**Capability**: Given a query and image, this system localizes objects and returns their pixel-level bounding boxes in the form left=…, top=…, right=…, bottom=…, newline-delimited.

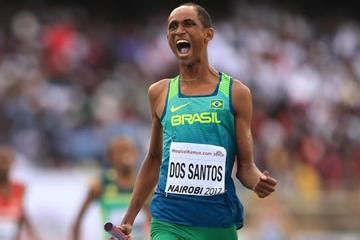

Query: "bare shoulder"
left=148, top=79, right=170, bottom=97
left=149, top=78, right=170, bottom=95
left=89, top=177, right=102, bottom=198
left=232, top=79, right=251, bottom=99
left=231, top=79, right=252, bottom=116
left=148, top=78, right=171, bottom=117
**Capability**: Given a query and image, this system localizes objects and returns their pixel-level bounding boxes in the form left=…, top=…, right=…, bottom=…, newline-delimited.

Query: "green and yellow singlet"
left=150, top=72, right=244, bottom=229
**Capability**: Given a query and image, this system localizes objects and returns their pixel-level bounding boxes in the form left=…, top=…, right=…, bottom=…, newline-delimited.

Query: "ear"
left=204, top=27, right=214, bottom=42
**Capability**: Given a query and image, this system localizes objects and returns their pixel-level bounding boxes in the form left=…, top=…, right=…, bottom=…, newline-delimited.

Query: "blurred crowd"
left=0, top=2, right=359, bottom=199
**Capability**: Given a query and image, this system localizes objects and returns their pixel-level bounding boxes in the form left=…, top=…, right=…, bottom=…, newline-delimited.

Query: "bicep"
left=147, top=116, right=163, bottom=161
left=147, top=82, right=166, bottom=162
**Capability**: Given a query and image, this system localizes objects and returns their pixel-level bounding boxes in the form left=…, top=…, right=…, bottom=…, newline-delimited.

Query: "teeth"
left=176, top=39, right=189, bottom=44
left=180, top=48, right=189, bottom=54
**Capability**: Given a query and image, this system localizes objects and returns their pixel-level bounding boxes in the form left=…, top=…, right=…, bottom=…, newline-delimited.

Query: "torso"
left=150, top=72, right=244, bottom=228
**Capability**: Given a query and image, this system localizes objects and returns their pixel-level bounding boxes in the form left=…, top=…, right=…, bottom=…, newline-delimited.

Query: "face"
left=0, top=146, right=14, bottom=181
left=167, top=6, right=213, bottom=65
left=108, top=138, right=138, bottom=175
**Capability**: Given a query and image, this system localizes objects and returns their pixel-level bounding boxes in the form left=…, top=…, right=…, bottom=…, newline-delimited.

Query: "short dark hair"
left=181, top=3, right=212, bottom=28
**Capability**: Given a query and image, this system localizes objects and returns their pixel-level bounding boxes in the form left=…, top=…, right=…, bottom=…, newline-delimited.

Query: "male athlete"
left=116, top=3, right=277, bottom=240
left=72, top=137, right=149, bottom=240
left=0, top=145, right=38, bottom=240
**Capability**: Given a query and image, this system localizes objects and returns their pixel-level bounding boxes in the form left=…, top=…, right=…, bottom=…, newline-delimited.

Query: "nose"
left=175, top=24, right=185, bottom=35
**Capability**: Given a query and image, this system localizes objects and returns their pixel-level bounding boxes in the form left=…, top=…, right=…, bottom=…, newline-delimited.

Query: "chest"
left=165, top=97, right=228, bottom=128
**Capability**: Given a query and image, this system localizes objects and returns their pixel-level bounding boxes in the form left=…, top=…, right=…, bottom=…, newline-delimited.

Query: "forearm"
left=72, top=209, right=86, bottom=240
left=71, top=195, right=94, bottom=240
left=72, top=220, right=81, bottom=240
left=22, top=215, right=39, bottom=240
left=236, top=162, right=262, bottom=190
left=122, top=155, right=160, bottom=225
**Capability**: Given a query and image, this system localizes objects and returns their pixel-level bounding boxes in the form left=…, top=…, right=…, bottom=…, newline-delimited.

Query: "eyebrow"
left=168, top=20, right=177, bottom=26
left=168, top=18, right=195, bottom=25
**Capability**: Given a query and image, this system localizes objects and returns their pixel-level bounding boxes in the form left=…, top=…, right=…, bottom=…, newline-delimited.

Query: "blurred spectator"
left=0, top=145, right=39, bottom=240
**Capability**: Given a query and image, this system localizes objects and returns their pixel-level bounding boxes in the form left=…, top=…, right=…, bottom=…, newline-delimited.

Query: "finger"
left=255, top=181, right=276, bottom=193
left=255, top=184, right=274, bottom=197
left=260, top=170, right=270, bottom=181
left=259, top=191, right=271, bottom=198
left=119, top=224, right=132, bottom=235
left=254, top=181, right=274, bottom=193
left=255, top=188, right=271, bottom=198
left=260, top=171, right=277, bottom=186
left=261, top=176, right=277, bottom=186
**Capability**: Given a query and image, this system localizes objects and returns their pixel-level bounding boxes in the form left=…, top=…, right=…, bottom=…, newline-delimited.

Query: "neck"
left=179, top=63, right=217, bottom=83
left=116, top=171, right=134, bottom=188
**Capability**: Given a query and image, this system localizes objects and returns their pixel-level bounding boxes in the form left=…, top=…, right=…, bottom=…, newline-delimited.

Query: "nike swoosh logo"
left=170, top=103, right=190, bottom=112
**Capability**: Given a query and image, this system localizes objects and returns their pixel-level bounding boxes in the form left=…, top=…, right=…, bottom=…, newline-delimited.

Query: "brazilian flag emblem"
left=210, top=99, right=224, bottom=109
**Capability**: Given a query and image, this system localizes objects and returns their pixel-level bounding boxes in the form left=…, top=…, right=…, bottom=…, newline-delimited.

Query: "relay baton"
left=104, top=222, right=129, bottom=240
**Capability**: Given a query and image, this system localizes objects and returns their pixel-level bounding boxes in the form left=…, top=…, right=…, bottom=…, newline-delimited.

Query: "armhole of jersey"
left=229, top=77, right=234, bottom=115
left=160, top=79, right=171, bottom=122
left=219, top=72, right=234, bottom=115
left=100, top=169, right=112, bottom=195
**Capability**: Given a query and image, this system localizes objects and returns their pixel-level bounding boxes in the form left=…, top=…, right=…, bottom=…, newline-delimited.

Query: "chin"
left=177, top=56, right=196, bottom=65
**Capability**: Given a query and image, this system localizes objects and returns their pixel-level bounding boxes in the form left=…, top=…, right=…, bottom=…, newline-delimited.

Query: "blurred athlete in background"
left=72, top=137, right=150, bottom=240
left=0, top=145, right=39, bottom=240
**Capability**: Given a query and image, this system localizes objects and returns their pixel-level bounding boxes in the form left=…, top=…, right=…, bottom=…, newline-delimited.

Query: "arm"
left=119, top=80, right=167, bottom=234
left=233, top=80, right=277, bottom=198
left=72, top=179, right=101, bottom=240
left=18, top=186, right=39, bottom=240
left=20, top=212, right=39, bottom=240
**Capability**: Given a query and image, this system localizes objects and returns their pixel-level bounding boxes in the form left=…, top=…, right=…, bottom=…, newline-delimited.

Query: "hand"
left=253, top=171, right=277, bottom=198
left=119, top=223, right=132, bottom=236
left=109, top=223, right=133, bottom=240
left=109, top=237, right=132, bottom=240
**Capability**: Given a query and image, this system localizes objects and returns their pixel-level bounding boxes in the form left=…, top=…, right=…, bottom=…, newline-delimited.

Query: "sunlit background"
left=1, top=0, right=359, bottom=239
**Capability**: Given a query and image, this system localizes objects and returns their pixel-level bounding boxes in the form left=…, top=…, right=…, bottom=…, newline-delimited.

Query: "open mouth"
left=176, top=40, right=191, bottom=54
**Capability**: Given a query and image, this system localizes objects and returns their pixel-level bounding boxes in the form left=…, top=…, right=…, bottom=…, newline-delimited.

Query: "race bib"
left=165, top=142, right=226, bottom=196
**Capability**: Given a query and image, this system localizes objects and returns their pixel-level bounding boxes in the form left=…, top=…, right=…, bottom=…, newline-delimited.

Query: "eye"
left=168, top=22, right=177, bottom=31
left=183, top=20, right=196, bottom=28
